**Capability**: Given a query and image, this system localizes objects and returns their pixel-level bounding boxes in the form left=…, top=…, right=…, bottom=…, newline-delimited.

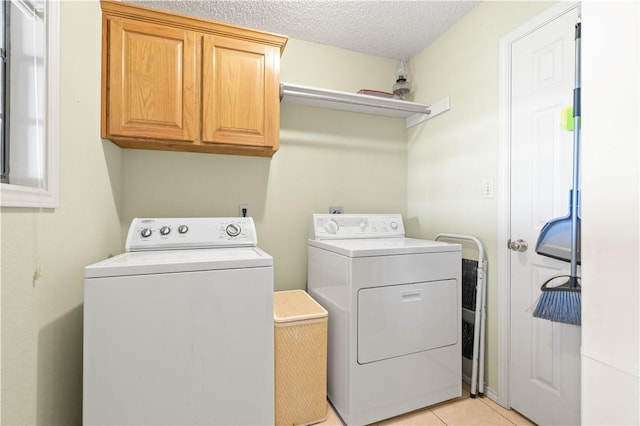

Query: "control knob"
left=140, top=228, right=152, bottom=238
left=160, top=226, right=171, bottom=236
left=323, top=219, right=339, bottom=235
left=226, top=223, right=242, bottom=237
left=178, top=225, right=189, bottom=234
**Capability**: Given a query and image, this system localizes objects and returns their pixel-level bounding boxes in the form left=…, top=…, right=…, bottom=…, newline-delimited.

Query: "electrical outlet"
left=329, top=206, right=344, bottom=214
left=239, top=203, right=250, bottom=217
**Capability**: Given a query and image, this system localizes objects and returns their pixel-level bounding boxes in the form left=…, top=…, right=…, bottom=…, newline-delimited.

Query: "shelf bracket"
left=406, top=96, right=450, bottom=128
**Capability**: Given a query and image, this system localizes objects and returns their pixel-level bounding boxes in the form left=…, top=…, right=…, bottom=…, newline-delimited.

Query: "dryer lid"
left=84, top=247, right=273, bottom=278
left=308, top=237, right=461, bottom=257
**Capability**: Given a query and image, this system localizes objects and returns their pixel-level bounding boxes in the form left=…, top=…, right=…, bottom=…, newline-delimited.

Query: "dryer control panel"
left=125, top=217, right=258, bottom=251
left=310, top=214, right=405, bottom=240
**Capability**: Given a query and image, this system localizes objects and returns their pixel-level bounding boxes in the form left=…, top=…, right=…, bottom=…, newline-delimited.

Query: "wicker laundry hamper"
left=274, top=290, right=328, bottom=426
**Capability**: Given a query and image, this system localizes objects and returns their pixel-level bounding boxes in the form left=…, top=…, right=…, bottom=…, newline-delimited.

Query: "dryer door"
left=357, top=280, right=458, bottom=364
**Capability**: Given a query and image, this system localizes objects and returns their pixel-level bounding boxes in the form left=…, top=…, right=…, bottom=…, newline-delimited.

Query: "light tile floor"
left=318, top=383, right=536, bottom=426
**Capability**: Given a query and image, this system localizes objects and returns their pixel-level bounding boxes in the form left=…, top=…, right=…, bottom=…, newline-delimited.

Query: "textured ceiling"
left=126, top=1, right=480, bottom=61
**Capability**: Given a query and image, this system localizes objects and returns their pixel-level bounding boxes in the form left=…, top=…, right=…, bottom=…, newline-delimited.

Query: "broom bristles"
left=532, top=290, right=581, bottom=325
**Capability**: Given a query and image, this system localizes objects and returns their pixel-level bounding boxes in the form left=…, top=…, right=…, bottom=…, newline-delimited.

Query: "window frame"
left=0, top=0, right=59, bottom=209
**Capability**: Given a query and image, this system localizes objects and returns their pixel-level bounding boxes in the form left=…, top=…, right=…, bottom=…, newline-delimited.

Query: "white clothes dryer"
left=307, top=214, right=462, bottom=425
left=83, top=217, right=274, bottom=425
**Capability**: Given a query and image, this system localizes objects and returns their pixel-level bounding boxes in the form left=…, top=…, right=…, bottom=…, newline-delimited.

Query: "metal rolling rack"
left=435, top=233, right=487, bottom=398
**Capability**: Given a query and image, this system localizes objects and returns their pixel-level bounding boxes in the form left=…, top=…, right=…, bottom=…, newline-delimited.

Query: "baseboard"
left=462, top=374, right=500, bottom=407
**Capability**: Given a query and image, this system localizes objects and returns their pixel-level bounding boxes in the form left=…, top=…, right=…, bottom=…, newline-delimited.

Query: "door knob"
left=508, top=239, right=528, bottom=252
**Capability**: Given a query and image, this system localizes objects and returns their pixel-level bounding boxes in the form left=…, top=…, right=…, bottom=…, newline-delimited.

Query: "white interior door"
left=508, top=5, right=581, bottom=425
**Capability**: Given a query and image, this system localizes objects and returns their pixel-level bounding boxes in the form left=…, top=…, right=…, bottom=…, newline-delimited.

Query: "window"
left=0, top=0, right=59, bottom=208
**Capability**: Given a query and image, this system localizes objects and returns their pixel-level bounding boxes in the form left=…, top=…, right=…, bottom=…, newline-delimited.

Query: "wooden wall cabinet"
left=100, top=0, right=287, bottom=157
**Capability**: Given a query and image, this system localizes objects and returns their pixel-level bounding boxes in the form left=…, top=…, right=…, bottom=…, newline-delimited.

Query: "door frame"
left=497, top=0, right=581, bottom=409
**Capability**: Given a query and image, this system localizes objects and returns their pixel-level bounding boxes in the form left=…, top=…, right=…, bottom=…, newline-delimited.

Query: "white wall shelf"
left=280, top=83, right=449, bottom=129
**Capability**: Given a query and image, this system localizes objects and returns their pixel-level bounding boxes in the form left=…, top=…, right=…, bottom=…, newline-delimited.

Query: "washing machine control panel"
left=125, top=217, right=258, bottom=251
left=310, top=214, right=405, bottom=240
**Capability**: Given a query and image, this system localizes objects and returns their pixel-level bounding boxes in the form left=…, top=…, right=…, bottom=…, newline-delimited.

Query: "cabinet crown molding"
left=100, top=0, right=288, bottom=54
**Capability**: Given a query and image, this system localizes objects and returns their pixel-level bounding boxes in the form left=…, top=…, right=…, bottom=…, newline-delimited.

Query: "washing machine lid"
left=85, top=247, right=273, bottom=278
left=307, top=237, right=460, bottom=257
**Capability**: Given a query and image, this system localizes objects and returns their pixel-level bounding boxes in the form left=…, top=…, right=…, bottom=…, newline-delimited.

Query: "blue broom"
left=533, top=275, right=581, bottom=325
left=532, top=20, right=582, bottom=326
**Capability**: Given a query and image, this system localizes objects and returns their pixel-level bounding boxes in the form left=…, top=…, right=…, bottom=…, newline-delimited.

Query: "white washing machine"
left=307, top=214, right=462, bottom=425
left=83, top=217, right=274, bottom=425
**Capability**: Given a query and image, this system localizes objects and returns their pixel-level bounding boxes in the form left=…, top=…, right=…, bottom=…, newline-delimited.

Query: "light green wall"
left=280, top=38, right=398, bottom=91
left=407, top=1, right=554, bottom=392
left=120, top=38, right=408, bottom=291
left=1, top=1, right=123, bottom=424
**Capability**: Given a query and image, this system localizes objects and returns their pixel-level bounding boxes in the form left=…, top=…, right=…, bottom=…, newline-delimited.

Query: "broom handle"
left=570, top=20, right=581, bottom=280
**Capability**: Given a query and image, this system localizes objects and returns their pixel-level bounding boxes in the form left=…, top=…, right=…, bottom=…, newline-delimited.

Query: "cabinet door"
left=107, top=18, right=197, bottom=141
left=201, top=36, right=280, bottom=149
